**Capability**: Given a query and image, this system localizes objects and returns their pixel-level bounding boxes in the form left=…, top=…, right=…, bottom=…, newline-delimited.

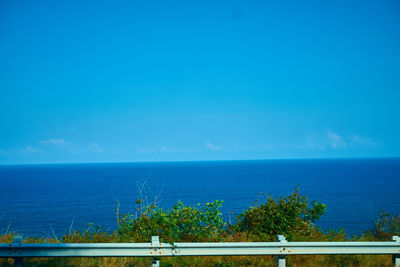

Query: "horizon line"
left=1, top=156, right=399, bottom=166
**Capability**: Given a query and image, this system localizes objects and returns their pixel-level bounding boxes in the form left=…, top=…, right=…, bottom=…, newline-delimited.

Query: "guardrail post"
left=277, top=235, right=287, bottom=267
left=393, top=236, right=400, bottom=267
left=151, top=236, right=160, bottom=267
left=12, top=236, right=23, bottom=267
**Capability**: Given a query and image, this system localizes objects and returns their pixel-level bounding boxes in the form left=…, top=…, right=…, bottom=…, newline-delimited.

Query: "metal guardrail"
left=1, top=235, right=399, bottom=267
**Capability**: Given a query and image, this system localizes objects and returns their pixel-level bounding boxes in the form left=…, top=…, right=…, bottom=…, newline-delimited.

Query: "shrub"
left=365, top=212, right=400, bottom=240
left=236, top=188, right=326, bottom=240
left=118, top=200, right=226, bottom=242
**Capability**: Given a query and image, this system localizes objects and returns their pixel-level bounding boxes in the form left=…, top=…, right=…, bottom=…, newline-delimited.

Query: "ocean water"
left=0, top=158, right=399, bottom=238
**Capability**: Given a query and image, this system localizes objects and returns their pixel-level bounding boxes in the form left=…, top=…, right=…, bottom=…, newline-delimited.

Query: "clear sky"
left=1, top=0, right=399, bottom=164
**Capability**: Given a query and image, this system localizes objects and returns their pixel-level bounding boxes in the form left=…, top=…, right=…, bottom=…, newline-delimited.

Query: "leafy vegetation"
left=365, top=212, right=400, bottom=240
left=117, top=200, right=225, bottom=242
left=236, top=188, right=326, bottom=240
left=0, top=188, right=399, bottom=266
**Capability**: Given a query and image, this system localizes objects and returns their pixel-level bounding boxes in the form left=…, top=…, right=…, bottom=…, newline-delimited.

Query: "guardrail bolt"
left=277, top=235, right=287, bottom=267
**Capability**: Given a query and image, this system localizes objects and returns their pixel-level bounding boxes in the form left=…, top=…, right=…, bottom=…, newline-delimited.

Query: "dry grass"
left=0, top=232, right=395, bottom=267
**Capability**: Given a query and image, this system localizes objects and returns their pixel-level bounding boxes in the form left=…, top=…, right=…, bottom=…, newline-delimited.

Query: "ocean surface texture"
left=0, top=158, right=399, bottom=238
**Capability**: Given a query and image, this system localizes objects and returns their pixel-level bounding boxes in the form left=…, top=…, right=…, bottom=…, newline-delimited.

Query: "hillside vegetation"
left=1, top=188, right=399, bottom=266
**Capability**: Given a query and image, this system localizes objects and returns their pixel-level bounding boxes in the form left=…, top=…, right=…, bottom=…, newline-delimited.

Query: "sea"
left=0, top=158, right=399, bottom=238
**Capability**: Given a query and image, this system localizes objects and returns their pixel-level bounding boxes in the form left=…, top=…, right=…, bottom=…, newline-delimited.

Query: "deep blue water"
left=0, top=158, right=399, bottom=238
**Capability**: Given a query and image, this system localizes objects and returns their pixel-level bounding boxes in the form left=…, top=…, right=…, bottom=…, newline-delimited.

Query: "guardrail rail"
left=1, top=235, right=399, bottom=267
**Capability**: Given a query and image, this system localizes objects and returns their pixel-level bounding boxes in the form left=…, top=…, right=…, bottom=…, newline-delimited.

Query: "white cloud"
left=22, top=146, right=41, bottom=153
left=327, top=131, right=347, bottom=149
left=159, top=146, right=169, bottom=152
left=301, top=135, right=325, bottom=150
left=136, top=147, right=149, bottom=153
left=88, top=143, right=104, bottom=153
left=262, top=144, right=276, bottom=150
left=205, top=141, right=223, bottom=150
left=348, top=135, right=381, bottom=147
left=40, top=139, right=65, bottom=145
left=137, top=146, right=190, bottom=154
left=39, top=138, right=83, bottom=153
left=300, top=131, right=380, bottom=151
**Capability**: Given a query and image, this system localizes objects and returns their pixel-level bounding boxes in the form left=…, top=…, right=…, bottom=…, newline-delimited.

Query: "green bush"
left=365, top=212, right=400, bottom=240
left=236, top=188, right=326, bottom=240
left=118, top=200, right=226, bottom=242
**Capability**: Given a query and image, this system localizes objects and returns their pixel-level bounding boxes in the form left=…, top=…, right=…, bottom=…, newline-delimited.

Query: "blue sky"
left=1, top=0, right=399, bottom=164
